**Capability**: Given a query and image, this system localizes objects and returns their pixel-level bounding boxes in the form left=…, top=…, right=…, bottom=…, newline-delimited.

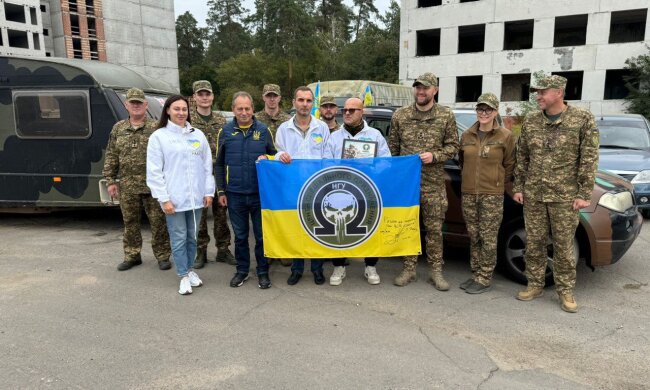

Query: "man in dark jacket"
left=215, top=91, right=277, bottom=289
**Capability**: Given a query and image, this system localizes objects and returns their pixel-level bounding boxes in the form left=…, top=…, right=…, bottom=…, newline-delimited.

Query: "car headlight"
left=631, top=170, right=650, bottom=184
left=598, top=191, right=634, bottom=212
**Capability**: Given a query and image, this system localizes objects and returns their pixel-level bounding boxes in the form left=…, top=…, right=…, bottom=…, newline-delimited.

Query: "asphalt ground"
left=0, top=209, right=648, bottom=389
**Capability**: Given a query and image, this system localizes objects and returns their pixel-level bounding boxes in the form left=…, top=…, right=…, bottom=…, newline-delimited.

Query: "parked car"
left=359, top=106, right=643, bottom=285
left=596, top=114, right=650, bottom=218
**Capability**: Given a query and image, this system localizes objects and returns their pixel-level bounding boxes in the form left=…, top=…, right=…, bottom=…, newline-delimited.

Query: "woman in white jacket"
left=146, top=95, right=215, bottom=295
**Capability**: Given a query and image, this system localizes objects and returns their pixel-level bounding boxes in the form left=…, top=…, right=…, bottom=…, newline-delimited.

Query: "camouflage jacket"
left=513, top=104, right=599, bottom=202
left=389, top=103, right=460, bottom=192
left=102, top=118, right=158, bottom=194
left=255, top=110, right=291, bottom=138
left=190, top=109, right=227, bottom=164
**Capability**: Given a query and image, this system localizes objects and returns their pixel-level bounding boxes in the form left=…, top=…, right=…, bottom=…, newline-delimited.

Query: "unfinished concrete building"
left=1, top=0, right=178, bottom=90
left=400, top=0, right=650, bottom=115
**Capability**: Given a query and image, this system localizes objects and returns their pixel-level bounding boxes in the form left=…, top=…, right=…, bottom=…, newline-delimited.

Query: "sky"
left=174, top=0, right=393, bottom=26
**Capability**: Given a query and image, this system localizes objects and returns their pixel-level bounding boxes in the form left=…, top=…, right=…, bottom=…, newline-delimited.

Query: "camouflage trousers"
left=403, top=190, right=447, bottom=272
left=197, top=201, right=231, bottom=251
left=524, top=200, right=579, bottom=292
left=461, top=194, right=503, bottom=286
left=119, top=192, right=171, bottom=262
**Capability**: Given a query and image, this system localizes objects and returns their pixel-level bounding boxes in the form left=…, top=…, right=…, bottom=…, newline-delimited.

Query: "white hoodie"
left=146, top=121, right=215, bottom=212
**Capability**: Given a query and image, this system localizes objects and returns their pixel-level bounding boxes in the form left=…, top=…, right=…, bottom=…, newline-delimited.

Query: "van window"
left=13, top=90, right=91, bottom=138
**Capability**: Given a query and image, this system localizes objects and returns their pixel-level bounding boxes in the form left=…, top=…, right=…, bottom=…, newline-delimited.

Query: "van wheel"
left=497, top=224, right=573, bottom=286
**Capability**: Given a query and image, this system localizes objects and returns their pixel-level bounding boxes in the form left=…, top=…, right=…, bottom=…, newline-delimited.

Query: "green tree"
left=179, top=63, right=218, bottom=97
left=352, top=0, right=379, bottom=37
left=205, top=0, right=252, bottom=66
left=175, top=12, right=206, bottom=70
left=624, top=51, right=650, bottom=119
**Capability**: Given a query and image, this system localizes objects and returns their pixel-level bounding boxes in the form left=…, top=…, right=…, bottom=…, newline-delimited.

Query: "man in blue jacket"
left=215, top=91, right=277, bottom=289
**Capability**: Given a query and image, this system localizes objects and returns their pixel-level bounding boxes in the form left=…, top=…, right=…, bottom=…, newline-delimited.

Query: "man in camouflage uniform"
left=513, top=75, right=599, bottom=313
left=191, top=80, right=235, bottom=268
left=255, top=84, right=291, bottom=138
left=255, top=83, right=292, bottom=266
left=103, top=88, right=171, bottom=271
left=319, top=96, right=340, bottom=133
left=458, top=93, right=515, bottom=294
left=389, top=73, right=459, bottom=290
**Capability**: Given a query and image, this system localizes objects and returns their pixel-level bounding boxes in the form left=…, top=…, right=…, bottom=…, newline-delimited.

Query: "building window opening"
left=418, top=0, right=442, bottom=7
left=43, top=28, right=49, bottom=36
left=416, top=29, right=440, bottom=56
left=86, top=0, right=95, bottom=15
left=460, top=0, right=479, bottom=2
left=88, top=17, right=97, bottom=37
left=458, top=24, right=485, bottom=53
left=501, top=73, right=531, bottom=101
left=89, top=40, right=99, bottom=60
left=33, top=33, right=40, bottom=50
left=30, top=7, right=38, bottom=25
left=504, top=19, right=534, bottom=50
left=70, top=14, right=80, bottom=36
left=609, top=9, right=647, bottom=44
left=40, top=4, right=47, bottom=12
left=456, top=76, right=483, bottom=102
left=46, top=52, right=51, bottom=57
left=8, top=29, right=29, bottom=48
left=72, top=37, right=82, bottom=59
left=4, top=3, right=27, bottom=23
left=604, top=69, right=636, bottom=100
left=554, top=14, right=588, bottom=47
left=69, top=0, right=78, bottom=13
left=551, top=71, right=583, bottom=100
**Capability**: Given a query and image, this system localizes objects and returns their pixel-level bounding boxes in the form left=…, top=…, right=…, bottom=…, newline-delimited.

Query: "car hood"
left=599, top=149, right=650, bottom=172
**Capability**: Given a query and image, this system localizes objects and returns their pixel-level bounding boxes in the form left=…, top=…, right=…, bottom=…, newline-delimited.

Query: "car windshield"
left=598, top=120, right=650, bottom=149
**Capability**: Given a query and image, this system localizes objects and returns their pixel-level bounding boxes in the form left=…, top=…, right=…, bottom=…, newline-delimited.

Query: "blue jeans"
left=227, top=193, right=268, bottom=275
left=165, top=208, right=202, bottom=277
left=291, top=259, right=324, bottom=273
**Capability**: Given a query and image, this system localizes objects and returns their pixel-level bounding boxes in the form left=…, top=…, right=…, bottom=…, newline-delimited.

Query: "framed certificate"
left=341, top=139, right=378, bottom=159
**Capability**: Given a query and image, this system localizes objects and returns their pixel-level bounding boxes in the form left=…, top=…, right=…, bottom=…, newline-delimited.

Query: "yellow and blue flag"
left=363, top=85, right=373, bottom=106
left=257, top=156, right=422, bottom=258
left=311, top=81, right=321, bottom=119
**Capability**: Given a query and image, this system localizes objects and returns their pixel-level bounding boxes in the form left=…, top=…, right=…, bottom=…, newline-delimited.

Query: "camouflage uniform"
left=103, top=113, right=171, bottom=264
left=255, top=110, right=291, bottom=138
left=389, top=74, right=460, bottom=275
left=191, top=107, right=232, bottom=257
left=514, top=77, right=599, bottom=293
left=459, top=93, right=516, bottom=287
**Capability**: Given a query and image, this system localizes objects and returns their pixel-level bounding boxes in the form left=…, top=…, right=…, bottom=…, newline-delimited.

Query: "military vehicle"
left=307, top=80, right=412, bottom=107
left=0, top=56, right=176, bottom=212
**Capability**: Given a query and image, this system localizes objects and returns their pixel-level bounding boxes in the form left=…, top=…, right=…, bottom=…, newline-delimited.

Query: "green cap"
left=262, top=84, right=281, bottom=96
left=530, top=75, right=567, bottom=92
left=476, top=93, right=499, bottom=109
left=193, top=80, right=213, bottom=93
left=320, top=96, right=337, bottom=106
left=126, top=87, right=146, bottom=102
left=412, top=72, right=438, bottom=87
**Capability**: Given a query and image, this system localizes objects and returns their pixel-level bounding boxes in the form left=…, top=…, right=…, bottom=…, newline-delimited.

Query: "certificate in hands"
left=341, top=139, right=378, bottom=159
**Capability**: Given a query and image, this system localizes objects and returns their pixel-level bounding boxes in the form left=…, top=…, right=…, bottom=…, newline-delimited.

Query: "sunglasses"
left=342, top=108, right=361, bottom=114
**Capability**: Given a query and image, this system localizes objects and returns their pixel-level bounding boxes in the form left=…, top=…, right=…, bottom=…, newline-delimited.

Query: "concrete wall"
left=101, top=0, right=178, bottom=90
left=0, top=0, right=45, bottom=57
left=400, top=0, right=650, bottom=115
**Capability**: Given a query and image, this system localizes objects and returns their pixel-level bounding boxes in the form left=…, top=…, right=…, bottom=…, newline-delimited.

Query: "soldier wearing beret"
left=513, top=75, right=599, bottom=313
left=191, top=80, right=235, bottom=268
left=458, top=93, right=515, bottom=294
left=389, top=73, right=460, bottom=291
left=103, top=88, right=172, bottom=271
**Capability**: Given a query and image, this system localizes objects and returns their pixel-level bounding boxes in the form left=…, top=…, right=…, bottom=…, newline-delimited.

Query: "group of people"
left=103, top=72, right=599, bottom=313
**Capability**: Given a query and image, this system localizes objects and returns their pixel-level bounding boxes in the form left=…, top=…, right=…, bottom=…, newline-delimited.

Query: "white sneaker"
left=179, top=276, right=193, bottom=295
left=188, top=270, right=203, bottom=287
left=330, top=266, right=346, bottom=286
left=364, top=266, right=380, bottom=285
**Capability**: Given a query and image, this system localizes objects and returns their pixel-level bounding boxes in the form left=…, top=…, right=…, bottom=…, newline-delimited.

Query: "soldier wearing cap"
left=190, top=80, right=235, bottom=268
left=458, top=93, right=515, bottom=294
left=319, top=95, right=340, bottom=133
left=103, top=87, right=172, bottom=271
left=255, top=83, right=291, bottom=138
left=388, top=72, right=459, bottom=290
left=513, top=75, right=599, bottom=312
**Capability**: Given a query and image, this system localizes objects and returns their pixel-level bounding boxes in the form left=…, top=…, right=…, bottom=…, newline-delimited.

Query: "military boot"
left=195, top=248, right=207, bottom=269
left=558, top=291, right=578, bottom=313
left=516, top=286, right=544, bottom=301
left=393, top=269, right=417, bottom=286
left=429, top=271, right=449, bottom=291
left=216, top=248, right=236, bottom=265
